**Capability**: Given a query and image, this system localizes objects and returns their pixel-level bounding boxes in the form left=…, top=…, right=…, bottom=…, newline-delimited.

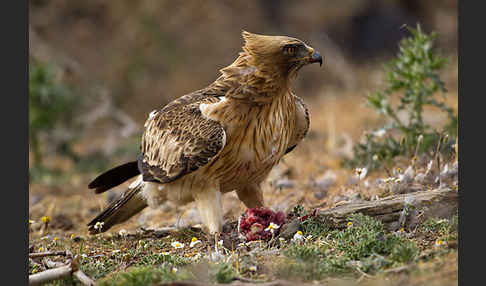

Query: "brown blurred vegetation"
left=30, top=0, right=457, bottom=120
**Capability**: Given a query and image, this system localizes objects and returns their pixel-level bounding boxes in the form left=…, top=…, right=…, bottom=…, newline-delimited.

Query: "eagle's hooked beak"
left=307, top=47, right=322, bottom=66
left=310, top=51, right=323, bottom=66
left=290, top=46, right=323, bottom=72
left=303, top=46, right=323, bottom=66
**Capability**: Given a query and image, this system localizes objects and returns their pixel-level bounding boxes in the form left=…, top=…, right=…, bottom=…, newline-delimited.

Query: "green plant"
left=277, top=214, right=418, bottom=278
left=289, top=204, right=306, bottom=218
left=344, top=24, right=457, bottom=170
left=213, top=262, right=237, bottom=284
left=287, top=205, right=329, bottom=237
left=420, top=214, right=458, bottom=242
left=328, top=214, right=417, bottom=267
left=97, top=266, right=189, bottom=286
left=301, top=217, right=329, bottom=237
left=283, top=244, right=323, bottom=262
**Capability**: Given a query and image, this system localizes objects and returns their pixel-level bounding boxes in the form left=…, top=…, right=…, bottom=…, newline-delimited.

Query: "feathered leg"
left=193, top=186, right=223, bottom=234
left=236, top=183, right=264, bottom=208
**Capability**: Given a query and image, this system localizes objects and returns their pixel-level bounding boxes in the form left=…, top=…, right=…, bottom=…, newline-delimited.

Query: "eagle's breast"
left=199, top=92, right=295, bottom=191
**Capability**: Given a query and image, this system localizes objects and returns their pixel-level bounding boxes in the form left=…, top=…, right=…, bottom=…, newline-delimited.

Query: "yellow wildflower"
left=190, top=237, right=201, bottom=248
left=41, top=216, right=50, bottom=224
left=292, top=230, right=304, bottom=242
left=435, top=239, right=447, bottom=247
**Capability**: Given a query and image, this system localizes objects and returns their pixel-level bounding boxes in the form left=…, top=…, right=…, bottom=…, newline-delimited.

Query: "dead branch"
left=29, top=250, right=68, bottom=259
left=316, top=188, right=457, bottom=231
left=42, top=258, right=65, bottom=269
left=29, top=264, right=73, bottom=286
left=29, top=260, right=95, bottom=286
left=73, top=269, right=96, bottom=286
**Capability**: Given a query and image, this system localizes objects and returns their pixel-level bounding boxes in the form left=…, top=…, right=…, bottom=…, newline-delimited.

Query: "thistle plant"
left=344, top=24, right=457, bottom=170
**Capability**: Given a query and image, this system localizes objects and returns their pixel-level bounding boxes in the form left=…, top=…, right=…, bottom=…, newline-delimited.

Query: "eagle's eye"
left=283, top=45, right=297, bottom=56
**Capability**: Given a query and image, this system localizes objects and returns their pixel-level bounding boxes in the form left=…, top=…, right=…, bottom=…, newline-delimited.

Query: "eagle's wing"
left=285, top=95, right=310, bottom=154
left=139, top=93, right=226, bottom=183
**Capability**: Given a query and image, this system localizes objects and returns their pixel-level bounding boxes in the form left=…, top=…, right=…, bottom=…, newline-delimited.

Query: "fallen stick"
left=316, top=188, right=458, bottom=230
left=74, top=269, right=96, bottom=286
left=42, top=258, right=65, bottom=269
left=29, top=250, right=68, bottom=259
left=29, top=264, right=72, bottom=286
left=29, top=261, right=95, bottom=286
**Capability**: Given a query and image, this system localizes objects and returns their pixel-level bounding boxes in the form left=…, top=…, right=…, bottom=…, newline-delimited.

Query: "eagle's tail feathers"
left=88, top=161, right=140, bottom=194
left=87, top=179, right=147, bottom=234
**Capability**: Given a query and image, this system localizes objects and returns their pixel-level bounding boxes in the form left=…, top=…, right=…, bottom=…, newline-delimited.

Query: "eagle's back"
left=139, top=89, right=227, bottom=185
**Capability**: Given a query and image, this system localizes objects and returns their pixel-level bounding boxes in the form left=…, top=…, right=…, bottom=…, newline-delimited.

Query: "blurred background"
left=29, top=0, right=458, bottom=232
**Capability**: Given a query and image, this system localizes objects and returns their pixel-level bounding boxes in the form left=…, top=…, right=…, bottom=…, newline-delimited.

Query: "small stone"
left=29, top=194, right=44, bottom=206
left=401, top=166, right=415, bottom=184
left=313, top=191, right=326, bottom=200
left=441, top=163, right=458, bottom=181
left=415, top=173, right=426, bottom=183
left=279, top=219, right=301, bottom=239
left=274, top=178, right=295, bottom=189
left=347, top=175, right=359, bottom=186
left=347, top=193, right=363, bottom=203
left=314, top=170, right=337, bottom=191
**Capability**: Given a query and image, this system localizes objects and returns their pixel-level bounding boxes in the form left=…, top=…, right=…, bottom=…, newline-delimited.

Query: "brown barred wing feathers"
left=139, top=96, right=226, bottom=183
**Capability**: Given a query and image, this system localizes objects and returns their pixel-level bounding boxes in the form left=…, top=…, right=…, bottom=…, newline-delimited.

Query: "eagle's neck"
left=208, top=51, right=291, bottom=104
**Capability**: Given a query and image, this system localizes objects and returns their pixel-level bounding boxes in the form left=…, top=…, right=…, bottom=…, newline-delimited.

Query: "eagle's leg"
left=236, top=183, right=264, bottom=209
left=194, top=186, right=223, bottom=234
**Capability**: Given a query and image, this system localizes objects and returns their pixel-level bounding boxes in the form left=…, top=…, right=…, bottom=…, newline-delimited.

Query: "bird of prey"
left=87, top=31, right=322, bottom=234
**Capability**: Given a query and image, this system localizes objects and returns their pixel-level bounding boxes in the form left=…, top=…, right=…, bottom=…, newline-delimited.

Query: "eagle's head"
left=241, top=31, right=323, bottom=78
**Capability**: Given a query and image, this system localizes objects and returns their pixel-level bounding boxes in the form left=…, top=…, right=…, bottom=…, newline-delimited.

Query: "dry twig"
left=29, top=259, right=95, bottom=286
left=42, top=258, right=65, bottom=269
left=29, top=264, right=73, bottom=286
left=29, top=250, right=68, bottom=259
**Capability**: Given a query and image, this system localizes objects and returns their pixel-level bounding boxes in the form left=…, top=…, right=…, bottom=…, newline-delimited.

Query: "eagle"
left=87, top=31, right=322, bottom=234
